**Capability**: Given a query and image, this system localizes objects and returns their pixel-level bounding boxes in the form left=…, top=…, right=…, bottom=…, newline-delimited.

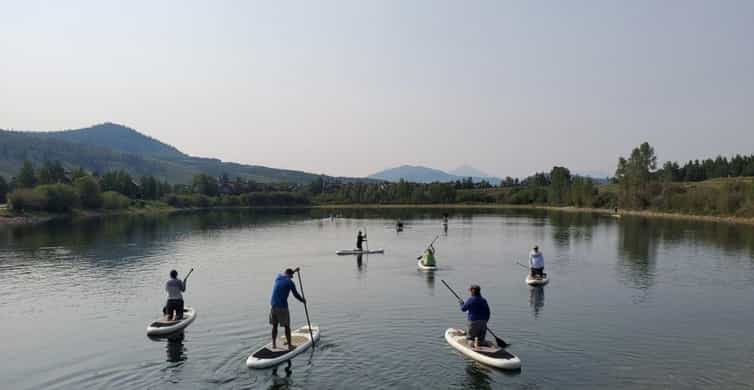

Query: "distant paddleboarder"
left=529, top=246, right=545, bottom=278
left=269, top=268, right=306, bottom=350
left=356, top=230, right=367, bottom=251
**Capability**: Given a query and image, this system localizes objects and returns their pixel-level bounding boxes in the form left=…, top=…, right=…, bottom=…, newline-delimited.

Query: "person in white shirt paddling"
left=529, top=246, right=545, bottom=279
left=163, top=270, right=187, bottom=320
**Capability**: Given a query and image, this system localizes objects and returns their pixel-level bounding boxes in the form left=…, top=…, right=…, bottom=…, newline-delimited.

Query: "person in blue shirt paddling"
left=459, top=284, right=490, bottom=348
left=269, top=268, right=306, bottom=350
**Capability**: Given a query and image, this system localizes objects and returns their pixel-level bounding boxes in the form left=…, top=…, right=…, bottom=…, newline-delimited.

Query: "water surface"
left=1, top=208, right=753, bottom=389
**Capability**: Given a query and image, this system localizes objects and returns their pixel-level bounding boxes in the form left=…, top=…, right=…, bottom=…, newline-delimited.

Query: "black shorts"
left=531, top=267, right=544, bottom=277
left=164, top=299, right=184, bottom=320
left=467, top=320, right=487, bottom=342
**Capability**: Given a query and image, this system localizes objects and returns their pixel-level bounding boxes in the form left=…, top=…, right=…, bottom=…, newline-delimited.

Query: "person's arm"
left=460, top=298, right=470, bottom=311
left=290, top=281, right=305, bottom=303
left=180, top=279, right=186, bottom=292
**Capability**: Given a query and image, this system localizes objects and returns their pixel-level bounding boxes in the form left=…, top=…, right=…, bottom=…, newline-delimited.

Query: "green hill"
left=0, top=123, right=340, bottom=184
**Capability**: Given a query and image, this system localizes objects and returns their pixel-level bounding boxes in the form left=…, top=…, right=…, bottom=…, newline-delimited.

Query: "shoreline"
left=2, top=203, right=754, bottom=227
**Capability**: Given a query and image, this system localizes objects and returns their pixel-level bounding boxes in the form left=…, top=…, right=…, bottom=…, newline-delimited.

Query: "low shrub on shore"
left=102, top=191, right=131, bottom=210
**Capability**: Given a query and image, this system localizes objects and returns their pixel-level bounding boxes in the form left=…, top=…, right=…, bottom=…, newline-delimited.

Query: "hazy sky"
left=2, top=1, right=753, bottom=178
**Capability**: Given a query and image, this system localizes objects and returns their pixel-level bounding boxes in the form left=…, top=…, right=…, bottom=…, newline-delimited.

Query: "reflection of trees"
left=617, top=217, right=657, bottom=291
left=547, top=211, right=597, bottom=249
left=529, top=286, right=545, bottom=318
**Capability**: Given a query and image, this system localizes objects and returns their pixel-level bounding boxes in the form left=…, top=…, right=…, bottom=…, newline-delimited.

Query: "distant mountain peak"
left=449, top=165, right=492, bottom=178
left=45, top=122, right=186, bottom=159
left=369, top=165, right=501, bottom=184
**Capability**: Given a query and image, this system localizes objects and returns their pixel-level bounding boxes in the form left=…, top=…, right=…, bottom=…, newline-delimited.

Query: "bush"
left=593, top=191, right=618, bottom=209
left=102, top=191, right=131, bottom=210
left=8, top=189, right=47, bottom=211
left=35, top=184, right=78, bottom=212
left=75, top=176, right=103, bottom=209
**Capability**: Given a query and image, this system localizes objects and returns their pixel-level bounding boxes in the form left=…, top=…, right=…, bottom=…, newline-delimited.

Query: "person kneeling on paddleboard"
left=269, top=268, right=306, bottom=350
left=459, top=284, right=490, bottom=349
left=356, top=230, right=367, bottom=251
left=529, top=245, right=545, bottom=278
left=163, top=270, right=187, bottom=321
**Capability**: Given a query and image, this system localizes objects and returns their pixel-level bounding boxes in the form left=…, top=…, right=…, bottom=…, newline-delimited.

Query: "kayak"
left=146, top=307, right=196, bottom=336
left=336, top=249, right=384, bottom=255
left=444, top=328, right=521, bottom=370
left=417, top=259, right=437, bottom=271
left=246, top=325, right=320, bottom=369
left=526, top=273, right=549, bottom=286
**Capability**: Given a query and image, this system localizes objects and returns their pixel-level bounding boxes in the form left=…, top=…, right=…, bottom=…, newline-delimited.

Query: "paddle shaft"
left=516, top=262, right=529, bottom=269
left=365, top=226, right=369, bottom=253
left=440, top=279, right=508, bottom=347
left=296, top=269, right=315, bottom=348
left=183, top=268, right=194, bottom=283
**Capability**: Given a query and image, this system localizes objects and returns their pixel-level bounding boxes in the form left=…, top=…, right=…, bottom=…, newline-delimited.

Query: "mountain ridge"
left=0, top=123, right=360, bottom=185
left=369, top=164, right=501, bottom=184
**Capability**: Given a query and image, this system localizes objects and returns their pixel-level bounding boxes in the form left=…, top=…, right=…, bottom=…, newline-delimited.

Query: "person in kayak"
left=459, top=284, right=490, bottom=348
left=163, top=270, right=187, bottom=321
left=270, top=268, right=306, bottom=350
left=529, top=245, right=545, bottom=278
left=421, top=244, right=436, bottom=266
left=356, top=230, right=367, bottom=251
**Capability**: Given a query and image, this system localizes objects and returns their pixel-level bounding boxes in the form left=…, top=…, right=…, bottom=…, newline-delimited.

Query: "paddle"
left=440, top=279, right=509, bottom=348
left=515, top=262, right=529, bottom=269
left=364, top=226, right=369, bottom=254
left=183, top=268, right=194, bottom=283
left=295, top=267, right=315, bottom=349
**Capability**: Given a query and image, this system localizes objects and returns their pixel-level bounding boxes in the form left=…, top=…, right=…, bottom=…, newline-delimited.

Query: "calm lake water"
left=1, top=208, right=754, bottom=389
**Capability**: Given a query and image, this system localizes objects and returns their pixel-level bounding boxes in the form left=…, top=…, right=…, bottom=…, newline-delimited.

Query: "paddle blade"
left=495, top=336, right=509, bottom=348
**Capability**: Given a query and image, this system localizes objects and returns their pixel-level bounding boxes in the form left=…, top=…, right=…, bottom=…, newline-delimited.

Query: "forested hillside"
left=0, top=123, right=336, bottom=184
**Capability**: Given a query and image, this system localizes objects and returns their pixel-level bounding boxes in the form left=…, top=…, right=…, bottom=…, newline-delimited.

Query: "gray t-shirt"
left=165, top=278, right=185, bottom=300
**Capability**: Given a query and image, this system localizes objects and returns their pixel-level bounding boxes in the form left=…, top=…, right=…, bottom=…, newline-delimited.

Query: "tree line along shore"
left=1, top=143, right=754, bottom=224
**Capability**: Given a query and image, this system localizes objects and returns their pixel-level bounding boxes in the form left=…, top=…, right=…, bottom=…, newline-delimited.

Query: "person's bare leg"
left=272, top=325, right=278, bottom=349
left=285, top=325, right=293, bottom=350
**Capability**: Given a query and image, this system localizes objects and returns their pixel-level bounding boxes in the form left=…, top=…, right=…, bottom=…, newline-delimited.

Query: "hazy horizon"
left=2, top=1, right=753, bottom=178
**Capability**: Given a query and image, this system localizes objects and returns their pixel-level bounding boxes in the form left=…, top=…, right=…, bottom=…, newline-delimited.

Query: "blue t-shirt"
left=461, top=295, right=490, bottom=321
left=270, top=273, right=303, bottom=308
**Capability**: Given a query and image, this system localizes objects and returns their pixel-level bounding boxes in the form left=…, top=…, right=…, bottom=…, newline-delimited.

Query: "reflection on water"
left=356, top=254, right=365, bottom=273
left=148, top=332, right=187, bottom=363
left=528, top=286, right=545, bottom=318
left=423, top=269, right=436, bottom=290
left=269, top=361, right=293, bottom=390
left=463, top=362, right=493, bottom=390
left=617, top=217, right=658, bottom=291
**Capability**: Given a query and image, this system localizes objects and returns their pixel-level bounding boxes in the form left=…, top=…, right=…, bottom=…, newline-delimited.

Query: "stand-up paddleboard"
left=336, top=249, right=384, bottom=255
left=444, top=328, right=521, bottom=370
left=526, top=273, right=549, bottom=286
left=610, top=214, right=622, bottom=218
left=417, top=259, right=438, bottom=271
left=246, top=325, right=320, bottom=368
left=147, top=307, right=196, bottom=336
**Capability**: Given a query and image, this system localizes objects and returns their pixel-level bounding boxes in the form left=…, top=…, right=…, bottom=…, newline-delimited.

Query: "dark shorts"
left=269, top=306, right=290, bottom=327
left=164, top=299, right=184, bottom=320
left=531, top=267, right=544, bottom=277
left=467, top=320, right=487, bottom=342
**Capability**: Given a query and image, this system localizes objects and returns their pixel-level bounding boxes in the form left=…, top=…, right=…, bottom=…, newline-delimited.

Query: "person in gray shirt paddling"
left=163, top=270, right=187, bottom=320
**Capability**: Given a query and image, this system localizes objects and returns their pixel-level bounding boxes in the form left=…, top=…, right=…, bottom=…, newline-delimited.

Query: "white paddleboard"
left=444, top=328, right=521, bottom=370
left=336, top=249, right=384, bottom=255
left=417, top=259, right=437, bottom=271
left=246, top=325, right=320, bottom=368
left=146, top=307, right=196, bottom=336
left=526, top=273, right=549, bottom=286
